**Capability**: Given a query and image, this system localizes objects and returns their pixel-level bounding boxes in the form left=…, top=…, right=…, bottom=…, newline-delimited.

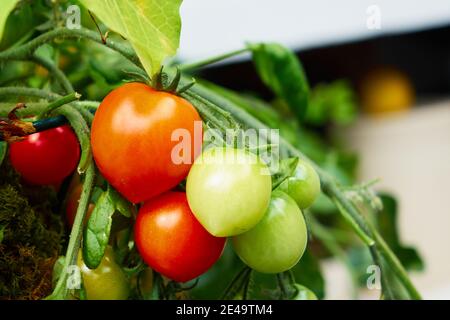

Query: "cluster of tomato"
left=8, top=82, right=320, bottom=298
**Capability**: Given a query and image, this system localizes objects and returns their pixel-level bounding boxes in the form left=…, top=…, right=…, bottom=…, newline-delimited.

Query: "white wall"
left=179, top=0, right=450, bottom=62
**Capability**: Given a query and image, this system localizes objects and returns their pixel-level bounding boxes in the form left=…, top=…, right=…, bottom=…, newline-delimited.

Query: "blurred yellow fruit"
left=360, top=67, right=415, bottom=115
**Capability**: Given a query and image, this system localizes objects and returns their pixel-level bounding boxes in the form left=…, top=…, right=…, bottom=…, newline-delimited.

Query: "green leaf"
left=83, top=190, right=115, bottom=269
left=0, top=0, right=19, bottom=43
left=79, top=0, right=183, bottom=78
left=249, top=43, right=309, bottom=121
left=271, top=157, right=299, bottom=189
left=306, top=80, right=357, bottom=126
left=0, top=142, right=7, bottom=166
left=377, top=194, right=424, bottom=271
left=109, top=187, right=135, bottom=218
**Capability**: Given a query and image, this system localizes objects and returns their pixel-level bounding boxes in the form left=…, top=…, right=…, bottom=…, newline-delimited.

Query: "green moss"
left=0, top=160, right=64, bottom=300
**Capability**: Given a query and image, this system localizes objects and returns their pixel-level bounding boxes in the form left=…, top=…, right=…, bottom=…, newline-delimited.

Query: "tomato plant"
left=9, top=125, right=80, bottom=185
left=78, top=246, right=130, bottom=300
left=232, top=190, right=307, bottom=273
left=91, top=82, right=202, bottom=203
left=134, top=192, right=226, bottom=282
left=0, top=0, right=423, bottom=302
left=278, top=158, right=321, bottom=209
left=186, top=147, right=272, bottom=237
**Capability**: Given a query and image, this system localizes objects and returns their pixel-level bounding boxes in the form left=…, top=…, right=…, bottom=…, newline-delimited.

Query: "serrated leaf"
left=79, top=0, right=182, bottom=78
left=0, top=142, right=7, bottom=166
left=249, top=43, right=310, bottom=121
left=0, top=0, right=19, bottom=43
left=83, top=190, right=115, bottom=269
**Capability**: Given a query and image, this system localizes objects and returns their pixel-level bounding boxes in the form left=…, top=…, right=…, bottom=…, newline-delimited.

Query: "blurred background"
left=179, top=0, right=450, bottom=299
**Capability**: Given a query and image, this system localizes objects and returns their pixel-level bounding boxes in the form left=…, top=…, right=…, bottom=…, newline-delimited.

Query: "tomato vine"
left=0, top=24, right=421, bottom=300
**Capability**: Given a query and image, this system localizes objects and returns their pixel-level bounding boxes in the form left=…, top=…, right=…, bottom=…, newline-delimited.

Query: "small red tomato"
left=134, top=192, right=225, bottom=282
left=91, top=82, right=202, bottom=203
left=9, top=125, right=80, bottom=185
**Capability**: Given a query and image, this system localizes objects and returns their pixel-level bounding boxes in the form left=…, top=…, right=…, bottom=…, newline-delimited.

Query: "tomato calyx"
left=0, top=103, right=36, bottom=142
left=151, top=66, right=196, bottom=95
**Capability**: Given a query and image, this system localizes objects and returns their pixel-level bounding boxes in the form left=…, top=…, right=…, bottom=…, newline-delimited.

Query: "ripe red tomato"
left=91, top=82, right=202, bottom=203
left=134, top=192, right=225, bottom=282
left=9, top=125, right=80, bottom=185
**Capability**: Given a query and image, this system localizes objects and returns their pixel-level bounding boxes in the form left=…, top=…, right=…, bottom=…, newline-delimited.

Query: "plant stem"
left=46, top=161, right=95, bottom=300
left=179, top=48, right=250, bottom=72
left=38, top=92, right=81, bottom=119
left=371, top=228, right=421, bottom=299
left=220, top=266, right=250, bottom=300
left=0, top=87, right=59, bottom=100
left=55, top=105, right=91, bottom=173
left=31, top=54, right=74, bottom=94
left=0, top=27, right=140, bottom=67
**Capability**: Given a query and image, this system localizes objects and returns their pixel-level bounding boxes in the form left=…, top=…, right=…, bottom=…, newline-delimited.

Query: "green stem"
left=0, top=27, right=140, bottom=67
left=220, top=266, right=250, bottom=300
left=276, top=273, right=288, bottom=299
left=0, top=87, right=59, bottom=100
left=371, top=228, right=421, bottom=300
left=54, top=105, right=91, bottom=173
left=179, top=48, right=249, bottom=72
left=31, top=54, right=74, bottom=94
left=37, top=92, right=81, bottom=119
left=46, top=161, right=95, bottom=300
left=0, top=102, right=48, bottom=117
left=369, top=245, right=395, bottom=299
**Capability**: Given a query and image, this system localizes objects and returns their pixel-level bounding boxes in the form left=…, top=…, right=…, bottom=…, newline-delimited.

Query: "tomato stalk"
left=38, top=92, right=81, bottom=119
left=179, top=48, right=250, bottom=72
left=30, top=54, right=74, bottom=94
left=0, top=27, right=140, bottom=67
left=46, top=160, right=96, bottom=300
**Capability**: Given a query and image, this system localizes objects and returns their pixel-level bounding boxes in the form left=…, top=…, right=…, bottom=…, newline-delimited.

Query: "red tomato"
left=134, top=192, right=225, bottom=282
left=91, top=82, right=202, bottom=203
left=9, top=125, right=80, bottom=185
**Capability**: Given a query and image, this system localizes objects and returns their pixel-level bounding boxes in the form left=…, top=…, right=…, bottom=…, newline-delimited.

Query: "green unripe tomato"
left=186, top=147, right=272, bottom=237
left=78, top=246, right=130, bottom=300
left=232, top=191, right=308, bottom=273
left=292, top=284, right=318, bottom=300
left=278, top=159, right=320, bottom=209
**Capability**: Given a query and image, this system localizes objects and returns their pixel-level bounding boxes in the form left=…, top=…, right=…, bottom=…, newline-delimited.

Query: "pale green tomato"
left=278, top=159, right=320, bottom=209
left=292, top=284, right=318, bottom=300
left=78, top=246, right=129, bottom=300
left=186, top=147, right=272, bottom=237
left=232, top=191, right=307, bottom=273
